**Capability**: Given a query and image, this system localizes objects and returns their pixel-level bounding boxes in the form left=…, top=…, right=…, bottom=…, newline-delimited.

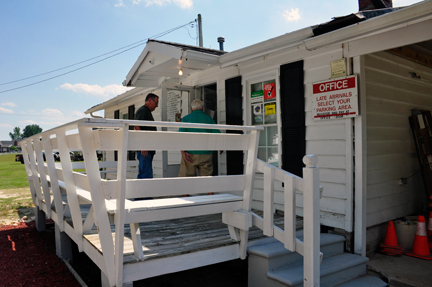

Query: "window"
left=249, top=79, right=279, bottom=167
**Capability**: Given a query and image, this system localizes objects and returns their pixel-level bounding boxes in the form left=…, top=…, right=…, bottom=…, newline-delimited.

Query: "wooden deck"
left=21, top=118, right=321, bottom=287
left=84, top=211, right=287, bottom=264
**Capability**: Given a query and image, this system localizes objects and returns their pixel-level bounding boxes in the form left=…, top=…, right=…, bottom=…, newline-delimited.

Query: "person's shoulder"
left=135, top=105, right=146, bottom=113
left=181, top=113, right=192, bottom=122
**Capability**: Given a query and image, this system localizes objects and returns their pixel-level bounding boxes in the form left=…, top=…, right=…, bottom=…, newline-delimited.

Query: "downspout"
left=89, top=112, right=103, bottom=118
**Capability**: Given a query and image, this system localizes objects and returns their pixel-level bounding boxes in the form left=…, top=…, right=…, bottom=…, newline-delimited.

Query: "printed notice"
left=312, top=75, right=358, bottom=120
left=251, top=90, right=264, bottom=103
left=264, top=82, right=275, bottom=101
left=265, top=103, right=276, bottom=115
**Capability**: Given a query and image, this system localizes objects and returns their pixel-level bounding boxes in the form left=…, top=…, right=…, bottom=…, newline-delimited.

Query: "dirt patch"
left=0, top=188, right=35, bottom=225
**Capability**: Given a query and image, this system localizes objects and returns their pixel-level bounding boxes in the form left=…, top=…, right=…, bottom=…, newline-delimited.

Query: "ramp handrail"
left=20, top=118, right=262, bottom=287
left=20, top=118, right=321, bottom=287
left=253, top=157, right=322, bottom=287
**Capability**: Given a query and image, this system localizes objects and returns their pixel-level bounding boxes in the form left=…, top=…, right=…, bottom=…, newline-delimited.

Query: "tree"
left=9, top=127, right=21, bottom=140
left=21, top=124, right=43, bottom=138
left=10, top=146, right=17, bottom=151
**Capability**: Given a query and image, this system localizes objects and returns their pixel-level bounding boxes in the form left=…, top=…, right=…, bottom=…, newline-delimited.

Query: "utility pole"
left=198, top=14, right=203, bottom=47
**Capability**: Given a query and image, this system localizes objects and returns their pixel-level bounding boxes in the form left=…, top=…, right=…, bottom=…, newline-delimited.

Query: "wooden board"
left=82, top=211, right=287, bottom=264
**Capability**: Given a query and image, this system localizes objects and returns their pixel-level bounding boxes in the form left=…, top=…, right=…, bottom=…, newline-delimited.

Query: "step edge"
left=268, top=253, right=369, bottom=286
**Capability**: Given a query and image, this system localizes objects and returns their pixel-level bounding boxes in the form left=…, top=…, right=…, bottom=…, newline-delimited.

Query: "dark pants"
left=136, top=152, right=153, bottom=179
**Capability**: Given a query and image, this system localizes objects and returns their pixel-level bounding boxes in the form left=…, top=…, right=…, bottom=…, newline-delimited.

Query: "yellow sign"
left=265, top=103, right=276, bottom=115
left=331, top=58, right=347, bottom=79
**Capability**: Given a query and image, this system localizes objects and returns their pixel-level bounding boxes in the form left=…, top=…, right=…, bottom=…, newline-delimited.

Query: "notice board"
left=312, top=75, right=358, bottom=120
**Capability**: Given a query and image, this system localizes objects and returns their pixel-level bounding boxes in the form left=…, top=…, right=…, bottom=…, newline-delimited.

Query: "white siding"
left=224, top=46, right=353, bottom=230
left=364, top=51, right=432, bottom=227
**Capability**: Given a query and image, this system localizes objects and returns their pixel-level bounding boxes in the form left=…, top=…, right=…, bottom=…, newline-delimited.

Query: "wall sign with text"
left=312, top=75, right=358, bottom=120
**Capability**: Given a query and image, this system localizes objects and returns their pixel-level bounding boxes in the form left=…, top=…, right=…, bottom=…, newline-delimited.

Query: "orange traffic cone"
left=379, top=221, right=403, bottom=255
left=427, top=212, right=432, bottom=251
left=404, top=215, right=432, bottom=260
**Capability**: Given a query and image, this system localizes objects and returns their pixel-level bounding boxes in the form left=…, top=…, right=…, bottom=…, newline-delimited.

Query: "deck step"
left=335, top=275, right=388, bottom=287
left=248, top=232, right=387, bottom=287
left=248, top=233, right=345, bottom=270
left=268, top=253, right=369, bottom=287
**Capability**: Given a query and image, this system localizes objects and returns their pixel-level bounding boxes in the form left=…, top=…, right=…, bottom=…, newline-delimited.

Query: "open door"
left=161, top=83, right=218, bottom=177
left=162, top=86, right=193, bottom=177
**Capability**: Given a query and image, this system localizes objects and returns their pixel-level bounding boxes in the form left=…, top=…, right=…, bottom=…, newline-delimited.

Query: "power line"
left=0, top=20, right=196, bottom=94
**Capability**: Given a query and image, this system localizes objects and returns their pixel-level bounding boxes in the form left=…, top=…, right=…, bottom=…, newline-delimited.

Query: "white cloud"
left=42, top=108, right=64, bottom=117
left=59, top=83, right=132, bottom=100
left=71, top=110, right=86, bottom=117
left=282, top=8, right=301, bottom=22
left=133, top=0, right=192, bottom=9
left=0, top=107, right=14, bottom=114
left=115, top=0, right=125, bottom=7
left=1, top=102, right=17, bottom=107
left=0, top=123, right=13, bottom=128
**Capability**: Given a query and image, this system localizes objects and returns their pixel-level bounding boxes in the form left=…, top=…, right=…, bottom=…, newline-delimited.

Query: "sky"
left=0, top=0, right=424, bottom=141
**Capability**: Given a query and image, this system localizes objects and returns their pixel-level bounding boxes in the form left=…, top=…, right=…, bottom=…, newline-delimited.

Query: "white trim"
left=243, top=69, right=281, bottom=169
left=354, top=56, right=367, bottom=256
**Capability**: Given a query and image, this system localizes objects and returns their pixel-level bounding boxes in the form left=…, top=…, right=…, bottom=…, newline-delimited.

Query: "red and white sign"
left=264, top=82, right=275, bottom=100
left=312, top=75, right=358, bottom=120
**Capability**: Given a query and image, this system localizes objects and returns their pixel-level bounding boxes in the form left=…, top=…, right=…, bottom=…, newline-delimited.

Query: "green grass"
left=0, top=193, right=34, bottom=217
left=0, top=154, right=29, bottom=189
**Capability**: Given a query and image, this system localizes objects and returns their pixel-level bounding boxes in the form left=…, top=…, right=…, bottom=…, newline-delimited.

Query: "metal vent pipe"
left=218, top=36, right=225, bottom=51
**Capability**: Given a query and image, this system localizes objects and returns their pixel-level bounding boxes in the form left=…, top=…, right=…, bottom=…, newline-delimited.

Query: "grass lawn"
left=0, top=153, right=29, bottom=189
left=0, top=154, right=34, bottom=223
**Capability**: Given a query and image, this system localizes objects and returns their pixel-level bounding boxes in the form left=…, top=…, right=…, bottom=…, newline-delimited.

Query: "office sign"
left=312, top=75, right=358, bottom=120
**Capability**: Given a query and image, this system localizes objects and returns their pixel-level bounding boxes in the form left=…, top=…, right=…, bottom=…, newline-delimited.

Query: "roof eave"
left=305, top=1, right=432, bottom=51
left=220, top=27, right=314, bottom=68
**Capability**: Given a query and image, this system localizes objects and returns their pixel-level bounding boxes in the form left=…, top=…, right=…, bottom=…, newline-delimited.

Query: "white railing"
left=20, top=118, right=321, bottom=287
left=252, top=158, right=322, bottom=287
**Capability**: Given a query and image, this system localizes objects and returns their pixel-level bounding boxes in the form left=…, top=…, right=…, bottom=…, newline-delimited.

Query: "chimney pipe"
left=218, top=36, right=225, bottom=51
left=359, top=0, right=392, bottom=11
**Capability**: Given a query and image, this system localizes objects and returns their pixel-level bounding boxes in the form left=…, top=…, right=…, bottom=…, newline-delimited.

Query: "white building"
left=86, top=1, right=432, bottom=256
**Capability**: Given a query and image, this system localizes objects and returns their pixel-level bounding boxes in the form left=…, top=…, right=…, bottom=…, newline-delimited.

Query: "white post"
left=302, top=155, right=320, bottom=287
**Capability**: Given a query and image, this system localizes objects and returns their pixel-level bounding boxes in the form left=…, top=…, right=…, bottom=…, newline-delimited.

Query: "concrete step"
left=335, top=275, right=388, bottom=287
left=267, top=253, right=369, bottom=287
left=248, top=233, right=346, bottom=271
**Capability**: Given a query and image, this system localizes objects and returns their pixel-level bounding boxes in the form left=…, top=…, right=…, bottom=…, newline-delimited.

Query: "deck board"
left=81, top=211, right=288, bottom=264
left=56, top=194, right=301, bottom=266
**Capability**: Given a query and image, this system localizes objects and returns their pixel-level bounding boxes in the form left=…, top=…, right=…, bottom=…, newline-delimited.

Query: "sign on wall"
left=312, top=75, right=358, bottom=120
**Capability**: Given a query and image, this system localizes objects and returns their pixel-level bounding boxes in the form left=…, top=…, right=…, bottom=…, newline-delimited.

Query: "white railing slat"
left=284, top=174, right=296, bottom=251
left=263, top=163, right=274, bottom=237
left=124, top=175, right=245, bottom=198
left=21, top=141, right=37, bottom=204
left=115, top=125, right=129, bottom=287
left=43, top=134, right=65, bottom=229
left=33, top=138, right=52, bottom=218
left=78, top=125, right=116, bottom=287
left=57, top=130, right=84, bottom=251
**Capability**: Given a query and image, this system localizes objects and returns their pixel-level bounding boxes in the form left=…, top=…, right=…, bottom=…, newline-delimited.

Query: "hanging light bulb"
left=178, top=69, right=183, bottom=76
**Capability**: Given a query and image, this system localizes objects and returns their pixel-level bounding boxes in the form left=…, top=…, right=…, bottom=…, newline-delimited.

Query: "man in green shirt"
left=178, top=99, right=220, bottom=178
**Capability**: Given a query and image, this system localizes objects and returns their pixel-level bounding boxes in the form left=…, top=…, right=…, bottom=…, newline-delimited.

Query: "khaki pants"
left=178, top=153, right=213, bottom=177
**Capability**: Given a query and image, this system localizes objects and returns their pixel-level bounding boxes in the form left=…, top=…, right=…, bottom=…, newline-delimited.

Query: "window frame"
left=243, top=69, right=282, bottom=168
